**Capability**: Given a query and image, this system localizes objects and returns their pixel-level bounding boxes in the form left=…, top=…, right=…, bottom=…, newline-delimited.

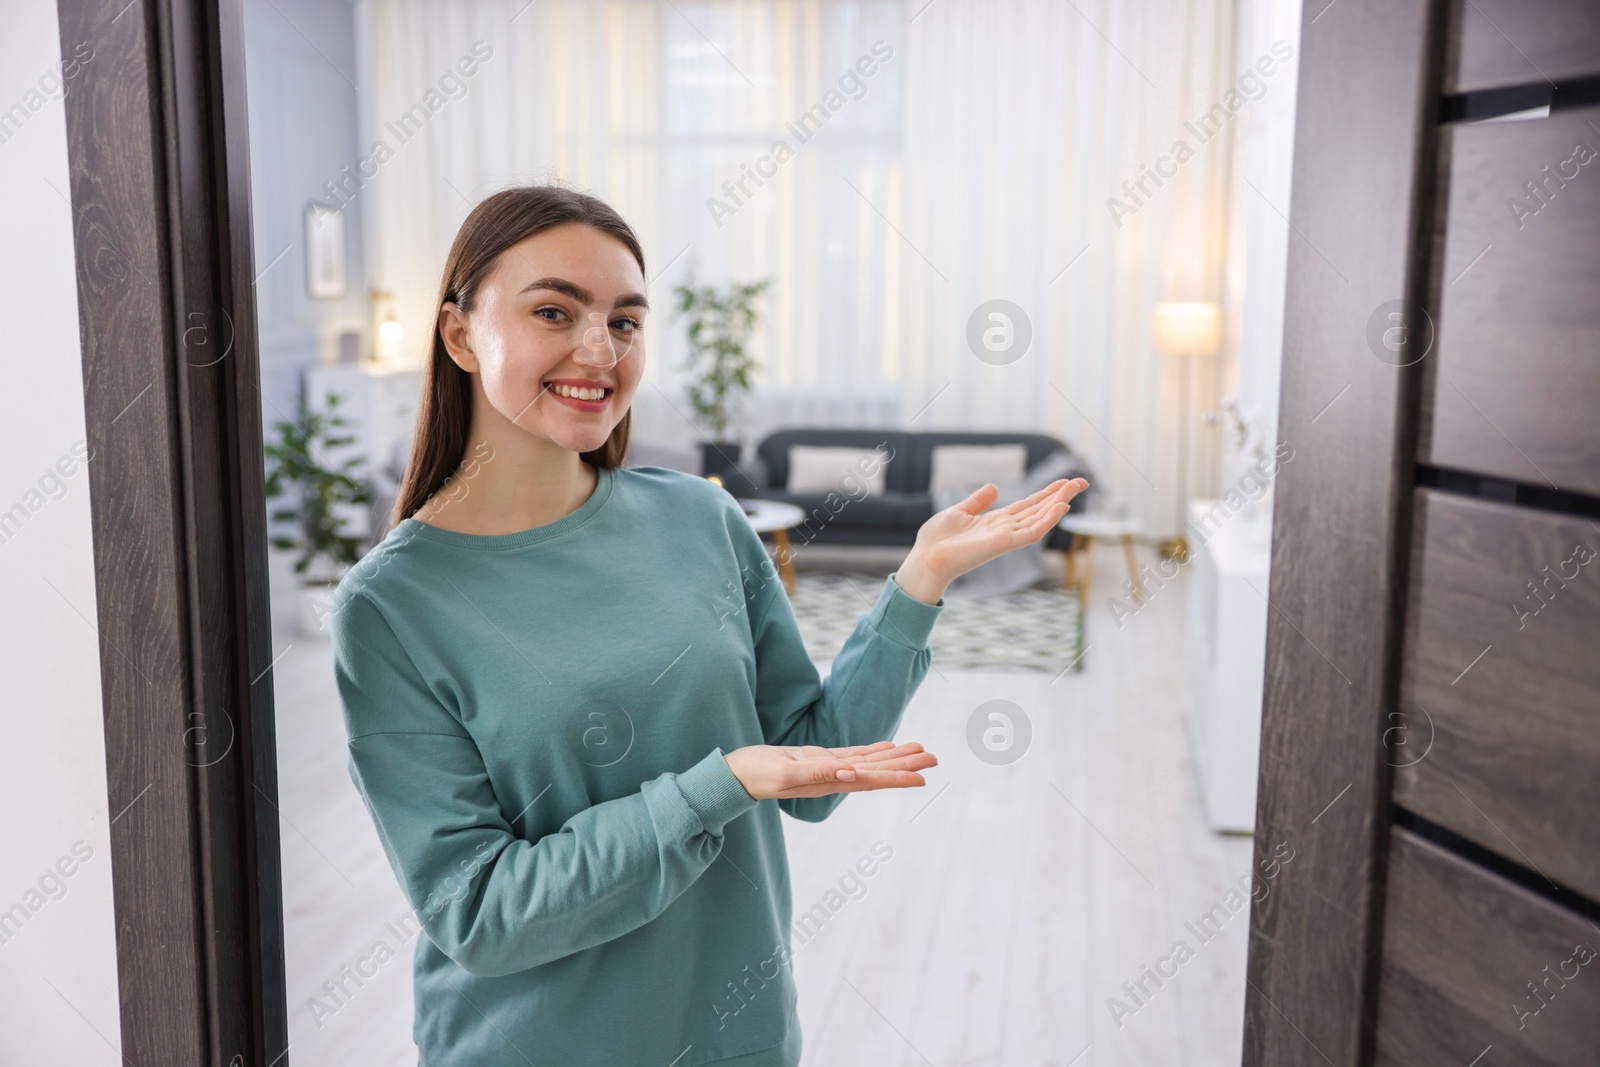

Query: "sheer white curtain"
left=354, top=0, right=1249, bottom=533
left=1222, top=0, right=1301, bottom=476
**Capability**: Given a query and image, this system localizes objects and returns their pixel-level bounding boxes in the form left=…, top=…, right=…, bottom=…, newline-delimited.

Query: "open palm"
left=914, top=477, right=1089, bottom=580
left=724, top=741, right=938, bottom=800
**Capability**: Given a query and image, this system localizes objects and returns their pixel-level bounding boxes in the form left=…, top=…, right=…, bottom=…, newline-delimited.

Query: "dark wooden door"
left=1245, top=2, right=1600, bottom=1064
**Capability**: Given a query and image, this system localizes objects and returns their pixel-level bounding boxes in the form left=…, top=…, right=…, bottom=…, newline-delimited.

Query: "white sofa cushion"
left=928, top=443, right=1027, bottom=493
left=785, top=445, right=889, bottom=495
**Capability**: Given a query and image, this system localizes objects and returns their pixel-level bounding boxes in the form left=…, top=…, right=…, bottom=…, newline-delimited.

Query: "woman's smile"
left=543, top=377, right=614, bottom=411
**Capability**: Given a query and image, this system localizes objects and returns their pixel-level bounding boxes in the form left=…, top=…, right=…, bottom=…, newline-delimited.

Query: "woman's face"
left=440, top=222, right=648, bottom=456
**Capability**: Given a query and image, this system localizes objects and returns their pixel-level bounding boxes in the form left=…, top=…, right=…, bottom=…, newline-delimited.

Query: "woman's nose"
left=582, top=311, right=609, bottom=352
left=575, top=310, right=633, bottom=368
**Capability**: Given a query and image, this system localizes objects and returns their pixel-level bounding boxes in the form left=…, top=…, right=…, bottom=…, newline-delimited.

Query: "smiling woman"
left=327, top=185, right=1081, bottom=1067
left=389, top=187, right=648, bottom=535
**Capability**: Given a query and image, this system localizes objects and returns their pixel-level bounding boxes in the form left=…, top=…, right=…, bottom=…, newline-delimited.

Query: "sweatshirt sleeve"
left=726, top=507, right=943, bottom=823
left=330, top=589, right=757, bottom=977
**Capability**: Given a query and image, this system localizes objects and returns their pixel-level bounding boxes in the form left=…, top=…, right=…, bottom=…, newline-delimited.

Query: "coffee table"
left=738, top=498, right=807, bottom=595
left=1058, top=510, right=1145, bottom=603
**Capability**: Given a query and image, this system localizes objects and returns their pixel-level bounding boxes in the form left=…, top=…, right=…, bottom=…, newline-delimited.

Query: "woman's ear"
left=438, top=301, right=480, bottom=373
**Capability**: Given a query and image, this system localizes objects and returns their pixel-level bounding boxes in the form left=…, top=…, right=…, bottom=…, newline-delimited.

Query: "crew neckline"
left=398, top=464, right=617, bottom=550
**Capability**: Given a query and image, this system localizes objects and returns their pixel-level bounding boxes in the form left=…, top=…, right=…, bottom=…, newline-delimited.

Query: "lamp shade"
left=1152, top=301, right=1221, bottom=355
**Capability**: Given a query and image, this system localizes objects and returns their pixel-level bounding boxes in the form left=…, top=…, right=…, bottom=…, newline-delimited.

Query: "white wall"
left=0, top=1, right=123, bottom=1063
left=243, top=0, right=367, bottom=432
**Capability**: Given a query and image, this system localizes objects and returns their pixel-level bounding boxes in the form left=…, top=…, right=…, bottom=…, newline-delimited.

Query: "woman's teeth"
left=551, top=383, right=608, bottom=400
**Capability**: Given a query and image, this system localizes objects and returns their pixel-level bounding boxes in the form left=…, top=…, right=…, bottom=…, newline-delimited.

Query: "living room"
left=1, top=0, right=1374, bottom=1061
left=231, top=2, right=1301, bottom=1063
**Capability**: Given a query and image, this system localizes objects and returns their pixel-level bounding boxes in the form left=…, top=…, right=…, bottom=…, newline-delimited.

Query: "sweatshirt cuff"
left=675, top=748, right=758, bottom=835
left=876, top=572, right=945, bottom=650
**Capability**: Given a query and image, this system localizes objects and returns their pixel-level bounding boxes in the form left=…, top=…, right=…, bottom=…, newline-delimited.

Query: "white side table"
left=1057, top=511, right=1145, bottom=603
left=1183, top=499, right=1272, bottom=832
left=737, top=498, right=806, bottom=595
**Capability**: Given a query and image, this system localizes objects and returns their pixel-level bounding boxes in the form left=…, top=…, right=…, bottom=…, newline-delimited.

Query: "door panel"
left=1373, top=829, right=1600, bottom=1066
left=1420, top=106, right=1600, bottom=494
left=1395, top=489, right=1600, bottom=900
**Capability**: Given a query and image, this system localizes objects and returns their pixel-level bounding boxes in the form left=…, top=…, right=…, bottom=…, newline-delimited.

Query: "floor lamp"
left=1153, top=301, right=1221, bottom=562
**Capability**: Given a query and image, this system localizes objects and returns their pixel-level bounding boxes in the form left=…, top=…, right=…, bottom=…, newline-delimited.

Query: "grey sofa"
left=724, top=427, right=1095, bottom=551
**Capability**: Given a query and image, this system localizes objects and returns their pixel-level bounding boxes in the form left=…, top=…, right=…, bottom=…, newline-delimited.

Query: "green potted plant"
left=674, top=276, right=770, bottom=480
left=264, top=391, right=373, bottom=637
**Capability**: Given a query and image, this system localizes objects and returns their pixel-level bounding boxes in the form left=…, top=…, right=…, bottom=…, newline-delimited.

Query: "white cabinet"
left=1184, top=499, right=1272, bottom=833
left=303, top=362, right=421, bottom=539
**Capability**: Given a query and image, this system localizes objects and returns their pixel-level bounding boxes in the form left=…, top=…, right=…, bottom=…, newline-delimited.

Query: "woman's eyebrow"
left=518, top=277, right=649, bottom=311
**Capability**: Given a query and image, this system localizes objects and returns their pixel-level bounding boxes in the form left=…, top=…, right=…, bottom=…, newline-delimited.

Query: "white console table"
left=1183, top=499, right=1272, bottom=833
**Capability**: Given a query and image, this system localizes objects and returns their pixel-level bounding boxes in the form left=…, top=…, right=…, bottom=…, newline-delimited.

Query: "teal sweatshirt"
left=329, top=463, right=943, bottom=1067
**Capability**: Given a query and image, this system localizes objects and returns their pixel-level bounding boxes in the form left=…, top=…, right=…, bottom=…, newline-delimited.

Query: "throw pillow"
left=785, top=445, right=890, bottom=495
left=928, top=443, right=1027, bottom=493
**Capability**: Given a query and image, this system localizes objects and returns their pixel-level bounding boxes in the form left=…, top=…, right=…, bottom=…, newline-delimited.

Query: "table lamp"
left=369, top=288, right=404, bottom=365
left=1152, top=301, right=1221, bottom=561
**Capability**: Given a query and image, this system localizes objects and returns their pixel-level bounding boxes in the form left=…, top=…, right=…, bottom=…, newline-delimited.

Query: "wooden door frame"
left=57, top=0, right=287, bottom=1062
left=1242, top=1, right=1447, bottom=1064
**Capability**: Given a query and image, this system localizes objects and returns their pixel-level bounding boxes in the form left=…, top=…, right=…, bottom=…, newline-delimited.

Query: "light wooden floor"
left=268, top=543, right=1254, bottom=1067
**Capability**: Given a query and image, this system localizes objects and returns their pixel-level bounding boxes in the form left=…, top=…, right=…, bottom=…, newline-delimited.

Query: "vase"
left=699, top=440, right=741, bottom=481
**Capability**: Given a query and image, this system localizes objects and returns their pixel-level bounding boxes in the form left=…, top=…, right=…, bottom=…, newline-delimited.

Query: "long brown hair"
left=389, top=185, right=644, bottom=531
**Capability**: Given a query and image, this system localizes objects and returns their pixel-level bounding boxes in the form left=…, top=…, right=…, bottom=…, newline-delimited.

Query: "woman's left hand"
left=894, top=478, right=1089, bottom=605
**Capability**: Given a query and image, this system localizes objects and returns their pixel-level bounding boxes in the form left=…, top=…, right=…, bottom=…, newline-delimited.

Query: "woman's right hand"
left=722, top=741, right=938, bottom=801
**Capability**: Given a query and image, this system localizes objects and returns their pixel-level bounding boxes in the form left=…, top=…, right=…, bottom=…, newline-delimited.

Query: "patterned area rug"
left=786, top=571, right=1086, bottom=675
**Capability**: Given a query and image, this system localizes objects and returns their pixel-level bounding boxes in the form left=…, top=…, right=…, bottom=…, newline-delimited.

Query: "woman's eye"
left=610, top=316, right=642, bottom=333
left=534, top=306, right=568, bottom=324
